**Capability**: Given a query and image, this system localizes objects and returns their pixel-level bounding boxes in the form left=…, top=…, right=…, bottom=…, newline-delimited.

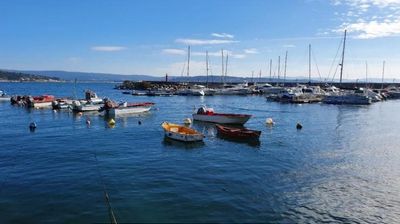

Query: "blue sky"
left=0, top=0, right=399, bottom=80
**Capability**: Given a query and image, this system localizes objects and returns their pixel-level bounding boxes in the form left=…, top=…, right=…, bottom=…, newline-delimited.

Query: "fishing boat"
left=0, top=90, right=10, bottom=101
left=216, top=124, right=261, bottom=140
left=162, top=122, right=204, bottom=142
left=100, top=100, right=155, bottom=116
left=192, top=106, right=251, bottom=125
left=26, top=95, right=55, bottom=108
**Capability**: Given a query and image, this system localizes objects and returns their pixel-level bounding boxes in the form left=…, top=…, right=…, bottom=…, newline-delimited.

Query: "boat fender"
left=29, top=122, right=37, bottom=132
left=296, top=123, right=303, bottom=130
left=86, top=118, right=91, bottom=126
left=183, top=118, right=192, bottom=125
left=266, top=118, right=274, bottom=126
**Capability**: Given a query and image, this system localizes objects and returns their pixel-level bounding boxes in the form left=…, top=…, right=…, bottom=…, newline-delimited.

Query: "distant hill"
left=0, top=70, right=61, bottom=82
left=12, top=70, right=164, bottom=82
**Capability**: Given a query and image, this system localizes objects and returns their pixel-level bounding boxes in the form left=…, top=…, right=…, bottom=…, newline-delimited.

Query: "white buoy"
left=183, top=118, right=192, bottom=125
left=266, top=118, right=274, bottom=126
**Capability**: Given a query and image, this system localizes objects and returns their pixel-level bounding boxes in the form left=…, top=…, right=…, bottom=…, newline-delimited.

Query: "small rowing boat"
left=100, top=100, right=154, bottom=117
left=162, top=122, right=204, bottom=142
left=192, top=106, right=251, bottom=125
left=215, top=124, right=261, bottom=140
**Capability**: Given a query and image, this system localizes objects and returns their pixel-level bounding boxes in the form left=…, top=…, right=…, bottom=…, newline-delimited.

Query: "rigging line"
left=94, top=151, right=118, bottom=224
left=327, top=38, right=343, bottom=82
left=180, top=61, right=186, bottom=77
left=311, top=48, right=323, bottom=82
left=331, top=64, right=340, bottom=83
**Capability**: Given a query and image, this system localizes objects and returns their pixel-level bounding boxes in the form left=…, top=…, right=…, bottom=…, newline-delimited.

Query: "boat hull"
left=107, top=106, right=151, bottom=116
left=216, top=124, right=261, bottom=139
left=73, top=104, right=103, bottom=112
left=31, top=102, right=53, bottom=108
left=0, top=97, right=10, bottom=101
left=192, top=114, right=251, bottom=124
left=162, top=122, right=204, bottom=142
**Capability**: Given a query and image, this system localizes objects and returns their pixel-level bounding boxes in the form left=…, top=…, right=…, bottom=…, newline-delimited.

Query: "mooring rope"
left=94, top=152, right=118, bottom=224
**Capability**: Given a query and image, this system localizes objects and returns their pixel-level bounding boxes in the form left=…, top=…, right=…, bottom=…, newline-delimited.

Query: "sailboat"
left=176, top=46, right=205, bottom=96
left=323, top=30, right=372, bottom=105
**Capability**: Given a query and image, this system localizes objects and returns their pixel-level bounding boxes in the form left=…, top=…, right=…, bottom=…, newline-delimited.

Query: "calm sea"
left=0, top=82, right=399, bottom=223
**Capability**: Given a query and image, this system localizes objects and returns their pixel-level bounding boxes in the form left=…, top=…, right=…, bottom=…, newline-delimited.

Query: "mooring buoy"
left=296, top=123, right=303, bottom=130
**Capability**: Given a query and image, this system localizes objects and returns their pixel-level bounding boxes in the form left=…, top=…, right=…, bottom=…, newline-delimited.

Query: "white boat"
left=162, top=122, right=204, bottom=142
left=216, top=83, right=254, bottom=95
left=192, top=106, right=251, bottom=124
left=104, top=102, right=155, bottom=117
left=0, top=90, right=10, bottom=101
left=323, top=92, right=372, bottom=105
left=177, top=85, right=205, bottom=96
left=72, top=100, right=103, bottom=112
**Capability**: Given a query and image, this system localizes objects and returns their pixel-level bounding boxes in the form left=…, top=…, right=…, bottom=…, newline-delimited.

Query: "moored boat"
left=27, top=95, right=55, bottom=108
left=0, top=90, right=10, bottom=101
left=101, top=100, right=155, bottom=117
left=72, top=100, right=103, bottom=112
left=216, top=124, right=261, bottom=139
left=162, top=122, right=204, bottom=142
left=192, top=106, right=251, bottom=125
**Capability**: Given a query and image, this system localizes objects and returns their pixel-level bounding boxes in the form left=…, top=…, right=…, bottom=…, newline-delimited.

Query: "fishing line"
left=93, top=150, right=118, bottom=224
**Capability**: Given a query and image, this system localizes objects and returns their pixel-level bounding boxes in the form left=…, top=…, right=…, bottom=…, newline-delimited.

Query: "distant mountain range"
left=1, top=69, right=397, bottom=83
left=8, top=70, right=164, bottom=82
left=0, top=70, right=61, bottom=82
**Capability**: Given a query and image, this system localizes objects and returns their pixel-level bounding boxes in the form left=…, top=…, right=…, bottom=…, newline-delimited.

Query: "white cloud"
left=282, top=44, right=296, bottom=48
left=162, top=48, right=186, bottom=55
left=244, top=48, right=259, bottom=54
left=331, top=0, right=400, bottom=38
left=211, top=33, right=235, bottom=39
left=175, top=38, right=239, bottom=45
left=91, top=46, right=127, bottom=52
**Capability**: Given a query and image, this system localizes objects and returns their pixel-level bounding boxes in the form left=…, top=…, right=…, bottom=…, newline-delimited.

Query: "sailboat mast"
left=365, top=61, right=368, bottom=88
left=284, top=51, right=288, bottom=86
left=269, top=59, right=272, bottom=82
left=277, top=56, right=281, bottom=86
left=308, top=44, right=311, bottom=84
left=339, top=30, right=347, bottom=85
left=381, top=60, right=386, bottom=89
left=225, top=53, right=229, bottom=77
left=206, top=51, right=209, bottom=87
left=187, top=45, right=191, bottom=78
left=259, top=69, right=262, bottom=83
left=221, top=49, right=225, bottom=84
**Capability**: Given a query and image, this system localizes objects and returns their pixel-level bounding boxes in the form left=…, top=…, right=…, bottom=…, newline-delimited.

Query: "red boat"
left=215, top=124, right=261, bottom=139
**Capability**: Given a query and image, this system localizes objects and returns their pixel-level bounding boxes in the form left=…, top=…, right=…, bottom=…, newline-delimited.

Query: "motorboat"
left=162, top=122, right=204, bottom=142
left=192, top=106, right=251, bottom=125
